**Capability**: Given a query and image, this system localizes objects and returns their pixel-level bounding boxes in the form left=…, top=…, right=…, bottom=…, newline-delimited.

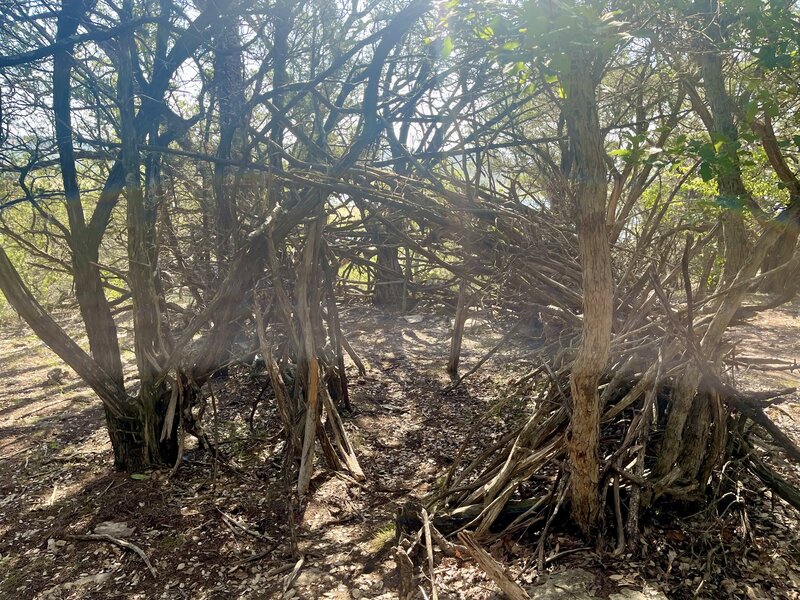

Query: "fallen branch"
left=457, top=531, right=530, bottom=600
left=218, top=509, right=272, bottom=541
left=742, top=442, right=800, bottom=511
left=422, top=508, right=439, bottom=600
left=429, top=523, right=465, bottom=558
left=282, top=556, right=305, bottom=598
left=395, top=545, right=416, bottom=600
left=71, top=534, right=157, bottom=577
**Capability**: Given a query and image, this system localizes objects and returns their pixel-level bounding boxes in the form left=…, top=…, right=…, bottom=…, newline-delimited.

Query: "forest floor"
left=0, top=300, right=799, bottom=599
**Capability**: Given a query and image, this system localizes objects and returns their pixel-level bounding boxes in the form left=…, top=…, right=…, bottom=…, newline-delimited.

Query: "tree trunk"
left=447, top=280, right=469, bottom=374
left=721, top=212, right=749, bottom=283
left=751, top=115, right=800, bottom=292
left=212, top=12, right=245, bottom=265
left=118, top=4, right=165, bottom=395
left=373, top=235, right=404, bottom=308
left=562, top=51, right=613, bottom=537
left=53, top=0, right=124, bottom=387
left=768, top=214, right=799, bottom=266
left=694, top=0, right=753, bottom=283
left=355, top=201, right=405, bottom=308
left=656, top=228, right=781, bottom=479
left=105, top=395, right=179, bottom=472
left=760, top=225, right=798, bottom=293
left=0, top=244, right=178, bottom=470
left=656, top=0, right=781, bottom=482
left=115, top=1, right=182, bottom=472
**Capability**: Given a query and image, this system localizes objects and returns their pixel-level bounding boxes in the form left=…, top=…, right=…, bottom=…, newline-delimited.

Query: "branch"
left=0, top=244, right=127, bottom=414
left=71, top=534, right=157, bottom=577
left=0, top=18, right=157, bottom=68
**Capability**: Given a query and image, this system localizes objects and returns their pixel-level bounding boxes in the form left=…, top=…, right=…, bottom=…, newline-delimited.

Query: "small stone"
left=46, top=368, right=66, bottom=385
left=296, top=568, right=323, bottom=586
left=610, top=588, right=669, bottom=600
left=94, top=521, right=135, bottom=538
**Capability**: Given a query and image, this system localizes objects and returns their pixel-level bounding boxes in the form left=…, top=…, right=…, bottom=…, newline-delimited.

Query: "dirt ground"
left=0, top=302, right=799, bottom=599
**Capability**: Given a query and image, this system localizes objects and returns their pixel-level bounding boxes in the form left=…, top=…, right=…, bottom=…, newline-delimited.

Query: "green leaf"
left=131, top=473, right=149, bottom=481
left=441, top=35, right=454, bottom=59
left=765, top=101, right=780, bottom=118
left=699, top=161, right=714, bottom=182
left=744, top=100, right=759, bottom=122
left=477, top=26, right=494, bottom=40
left=715, top=195, right=746, bottom=211
left=549, top=53, right=572, bottom=76
left=698, top=143, right=716, bottom=163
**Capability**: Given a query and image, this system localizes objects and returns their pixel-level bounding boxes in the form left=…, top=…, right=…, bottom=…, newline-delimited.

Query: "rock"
left=67, top=572, right=112, bottom=589
left=46, top=368, right=66, bottom=385
left=295, top=567, right=324, bottom=586
left=93, top=521, right=135, bottom=538
left=608, top=588, right=668, bottom=600
left=530, top=569, right=596, bottom=599
left=351, top=589, right=363, bottom=599
left=530, top=570, right=668, bottom=600
left=46, top=571, right=113, bottom=596
left=325, top=585, right=352, bottom=600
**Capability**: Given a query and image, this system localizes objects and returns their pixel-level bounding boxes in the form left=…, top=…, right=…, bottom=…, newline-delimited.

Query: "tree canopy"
left=1, top=0, right=800, bottom=581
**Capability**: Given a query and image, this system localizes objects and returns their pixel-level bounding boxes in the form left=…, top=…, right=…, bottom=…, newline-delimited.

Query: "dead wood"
left=457, top=531, right=531, bottom=600
left=71, top=534, right=157, bottom=577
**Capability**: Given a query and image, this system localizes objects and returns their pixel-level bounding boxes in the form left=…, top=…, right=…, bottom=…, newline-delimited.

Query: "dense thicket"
left=1, top=0, right=799, bottom=544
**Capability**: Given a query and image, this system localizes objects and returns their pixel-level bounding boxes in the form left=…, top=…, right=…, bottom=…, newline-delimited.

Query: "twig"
left=217, top=509, right=271, bottom=541
left=612, top=474, right=625, bottom=554
left=443, top=319, right=522, bottom=392
left=236, top=544, right=279, bottom=565
left=208, top=381, right=220, bottom=490
left=340, top=333, right=366, bottom=375
left=429, top=523, right=465, bottom=558
left=169, top=380, right=186, bottom=478
left=265, top=563, right=296, bottom=577
left=544, top=546, right=592, bottom=564
left=537, top=476, right=567, bottom=572
left=422, top=508, right=439, bottom=600
left=282, top=556, right=305, bottom=598
left=71, top=534, right=157, bottom=577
